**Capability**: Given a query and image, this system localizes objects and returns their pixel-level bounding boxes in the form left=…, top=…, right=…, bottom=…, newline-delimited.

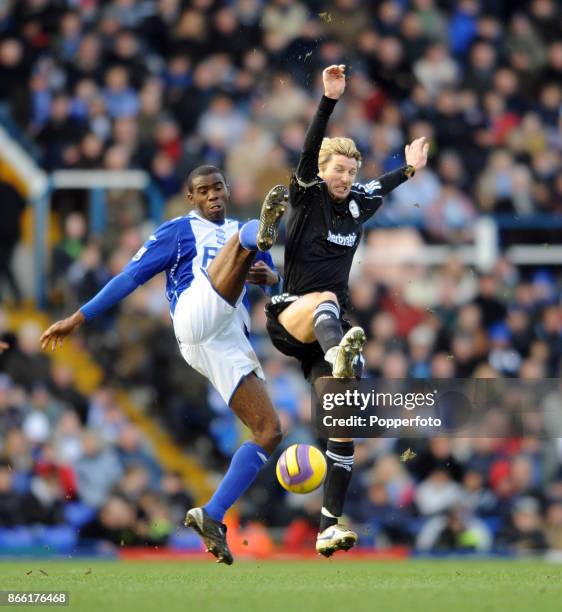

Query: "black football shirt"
left=283, top=95, right=409, bottom=312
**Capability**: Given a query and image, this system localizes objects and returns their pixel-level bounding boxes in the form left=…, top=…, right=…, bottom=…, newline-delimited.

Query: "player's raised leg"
left=184, top=185, right=287, bottom=565
left=185, top=372, right=281, bottom=565
left=278, top=291, right=365, bottom=378
left=206, top=184, right=287, bottom=306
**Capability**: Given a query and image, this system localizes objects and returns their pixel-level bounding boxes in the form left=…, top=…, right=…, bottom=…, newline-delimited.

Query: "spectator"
left=161, top=471, right=194, bottom=525
left=3, top=323, right=51, bottom=391
left=416, top=507, right=492, bottom=552
left=496, top=497, right=550, bottom=553
left=52, top=212, right=87, bottom=288
left=22, top=384, right=63, bottom=445
left=0, top=374, right=23, bottom=435
left=414, top=43, right=459, bottom=95
left=87, top=387, right=127, bottom=444
left=102, top=66, right=139, bottom=119
left=0, top=38, right=30, bottom=127
left=22, top=471, right=66, bottom=525
left=261, top=0, right=308, bottom=48
left=0, top=180, right=25, bottom=304
left=473, top=274, right=507, bottom=328
left=75, top=432, right=123, bottom=508
left=49, top=362, right=89, bottom=424
left=415, top=468, right=464, bottom=516
left=116, top=464, right=150, bottom=504
left=36, top=94, right=87, bottom=170
left=53, top=410, right=83, bottom=464
left=80, top=494, right=141, bottom=547
left=115, top=424, right=162, bottom=489
left=198, top=95, right=247, bottom=148
left=0, top=459, right=22, bottom=527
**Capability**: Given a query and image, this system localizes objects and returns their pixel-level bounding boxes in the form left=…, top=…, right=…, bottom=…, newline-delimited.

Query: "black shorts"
left=265, top=293, right=352, bottom=383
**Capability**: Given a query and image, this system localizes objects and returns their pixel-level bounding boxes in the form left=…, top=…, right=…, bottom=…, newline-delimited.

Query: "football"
left=276, top=444, right=327, bottom=494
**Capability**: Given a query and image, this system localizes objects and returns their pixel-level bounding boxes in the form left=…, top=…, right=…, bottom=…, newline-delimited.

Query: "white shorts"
left=172, top=272, right=265, bottom=404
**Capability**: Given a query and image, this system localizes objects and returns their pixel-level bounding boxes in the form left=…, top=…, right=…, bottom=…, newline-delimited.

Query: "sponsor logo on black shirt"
left=327, top=230, right=357, bottom=247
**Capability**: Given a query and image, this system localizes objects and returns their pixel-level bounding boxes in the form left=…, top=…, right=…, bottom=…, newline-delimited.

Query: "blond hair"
left=318, top=137, right=362, bottom=171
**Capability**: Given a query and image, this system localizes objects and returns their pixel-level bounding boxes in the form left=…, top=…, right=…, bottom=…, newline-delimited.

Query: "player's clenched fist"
left=246, top=260, right=279, bottom=286
left=323, top=64, right=346, bottom=100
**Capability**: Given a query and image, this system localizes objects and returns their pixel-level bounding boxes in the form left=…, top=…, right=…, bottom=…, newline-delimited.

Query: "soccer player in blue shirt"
left=40, top=167, right=288, bottom=564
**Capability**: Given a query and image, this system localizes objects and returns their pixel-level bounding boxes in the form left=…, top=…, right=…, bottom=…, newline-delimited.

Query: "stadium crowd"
left=0, top=0, right=561, bottom=555
left=0, top=329, right=194, bottom=550
left=0, top=0, right=560, bottom=228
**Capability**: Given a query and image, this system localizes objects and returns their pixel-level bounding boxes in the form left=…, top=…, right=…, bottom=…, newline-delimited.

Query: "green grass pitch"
left=1, top=559, right=561, bottom=612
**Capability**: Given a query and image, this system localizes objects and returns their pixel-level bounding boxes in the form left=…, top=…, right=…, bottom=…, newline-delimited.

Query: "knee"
left=316, top=291, right=338, bottom=307
left=254, top=417, right=283, bottom=454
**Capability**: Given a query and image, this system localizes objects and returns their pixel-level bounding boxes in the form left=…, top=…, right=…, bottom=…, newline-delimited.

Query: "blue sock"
left=239, top=219, right=259, bottom=251
left=204, top=441, right=268, bottom=522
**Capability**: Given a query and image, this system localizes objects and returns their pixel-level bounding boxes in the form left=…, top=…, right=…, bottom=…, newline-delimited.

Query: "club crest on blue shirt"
left=349, top=199, right=360, bottom=219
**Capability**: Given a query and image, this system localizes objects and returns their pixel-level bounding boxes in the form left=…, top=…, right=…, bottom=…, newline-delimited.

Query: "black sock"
left=313, top=300, right=343, bottom=354
left=319, top=440, right=354, bottom=532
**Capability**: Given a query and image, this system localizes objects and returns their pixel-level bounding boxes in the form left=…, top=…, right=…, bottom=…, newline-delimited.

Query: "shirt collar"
left=189, top=211, right=227, bottom=226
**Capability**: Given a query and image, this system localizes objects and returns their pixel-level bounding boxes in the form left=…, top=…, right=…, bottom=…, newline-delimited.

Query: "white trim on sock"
left=326, top=450, right=354, bottom=464
left=315, top=302, right=340, bottom=318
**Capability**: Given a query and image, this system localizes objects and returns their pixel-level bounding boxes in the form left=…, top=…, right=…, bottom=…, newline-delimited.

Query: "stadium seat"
left=482, top=516, right=503, bottom=536
left=168, top=528, right=205, bottom=551
left=10, top=471, right=32, bottom=494
left=63, top=502, right=96, bottom=528
left=404, top=517, right=428, bottom=536
left=36, top=525, right=78, bottom=552
left=0, top=527, right=35, bottom=548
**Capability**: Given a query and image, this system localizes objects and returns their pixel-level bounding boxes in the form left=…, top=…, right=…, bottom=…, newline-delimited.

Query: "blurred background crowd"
left=0, top=0, right=561, bottom=556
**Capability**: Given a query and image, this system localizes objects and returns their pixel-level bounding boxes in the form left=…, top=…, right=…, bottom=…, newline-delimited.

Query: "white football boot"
left=316, top=523, right=358, bottom=557
left=331, top=327, right=366, bottom=378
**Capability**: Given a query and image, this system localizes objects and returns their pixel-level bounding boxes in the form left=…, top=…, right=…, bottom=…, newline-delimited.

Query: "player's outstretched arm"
left=40, top=220, right=178, bottom=352
left=0, top=340, right=10, bottom=354
left=40, top=272, right=139, bottom=351
left=295, top=65, right=346, bottom=188
left=364, top=137, right=429, bottom=197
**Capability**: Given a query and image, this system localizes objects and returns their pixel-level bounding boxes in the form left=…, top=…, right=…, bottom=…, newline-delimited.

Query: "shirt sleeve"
left=351, top=166, right=413, bottom=222
left=362, top=166, right=411, bottom=197
left=122, top=219, right=179, bottom=285
left=293, top=95, right=338, bottom=193
left=80, top=272, right=139, bottom=321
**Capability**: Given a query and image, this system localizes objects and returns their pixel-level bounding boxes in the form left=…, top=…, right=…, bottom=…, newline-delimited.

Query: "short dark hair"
left=186, top=165, right=225, bottom=192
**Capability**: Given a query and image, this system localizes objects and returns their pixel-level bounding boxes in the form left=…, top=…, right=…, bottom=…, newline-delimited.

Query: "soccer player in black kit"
left=266, top=65, right=429, bottom=556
